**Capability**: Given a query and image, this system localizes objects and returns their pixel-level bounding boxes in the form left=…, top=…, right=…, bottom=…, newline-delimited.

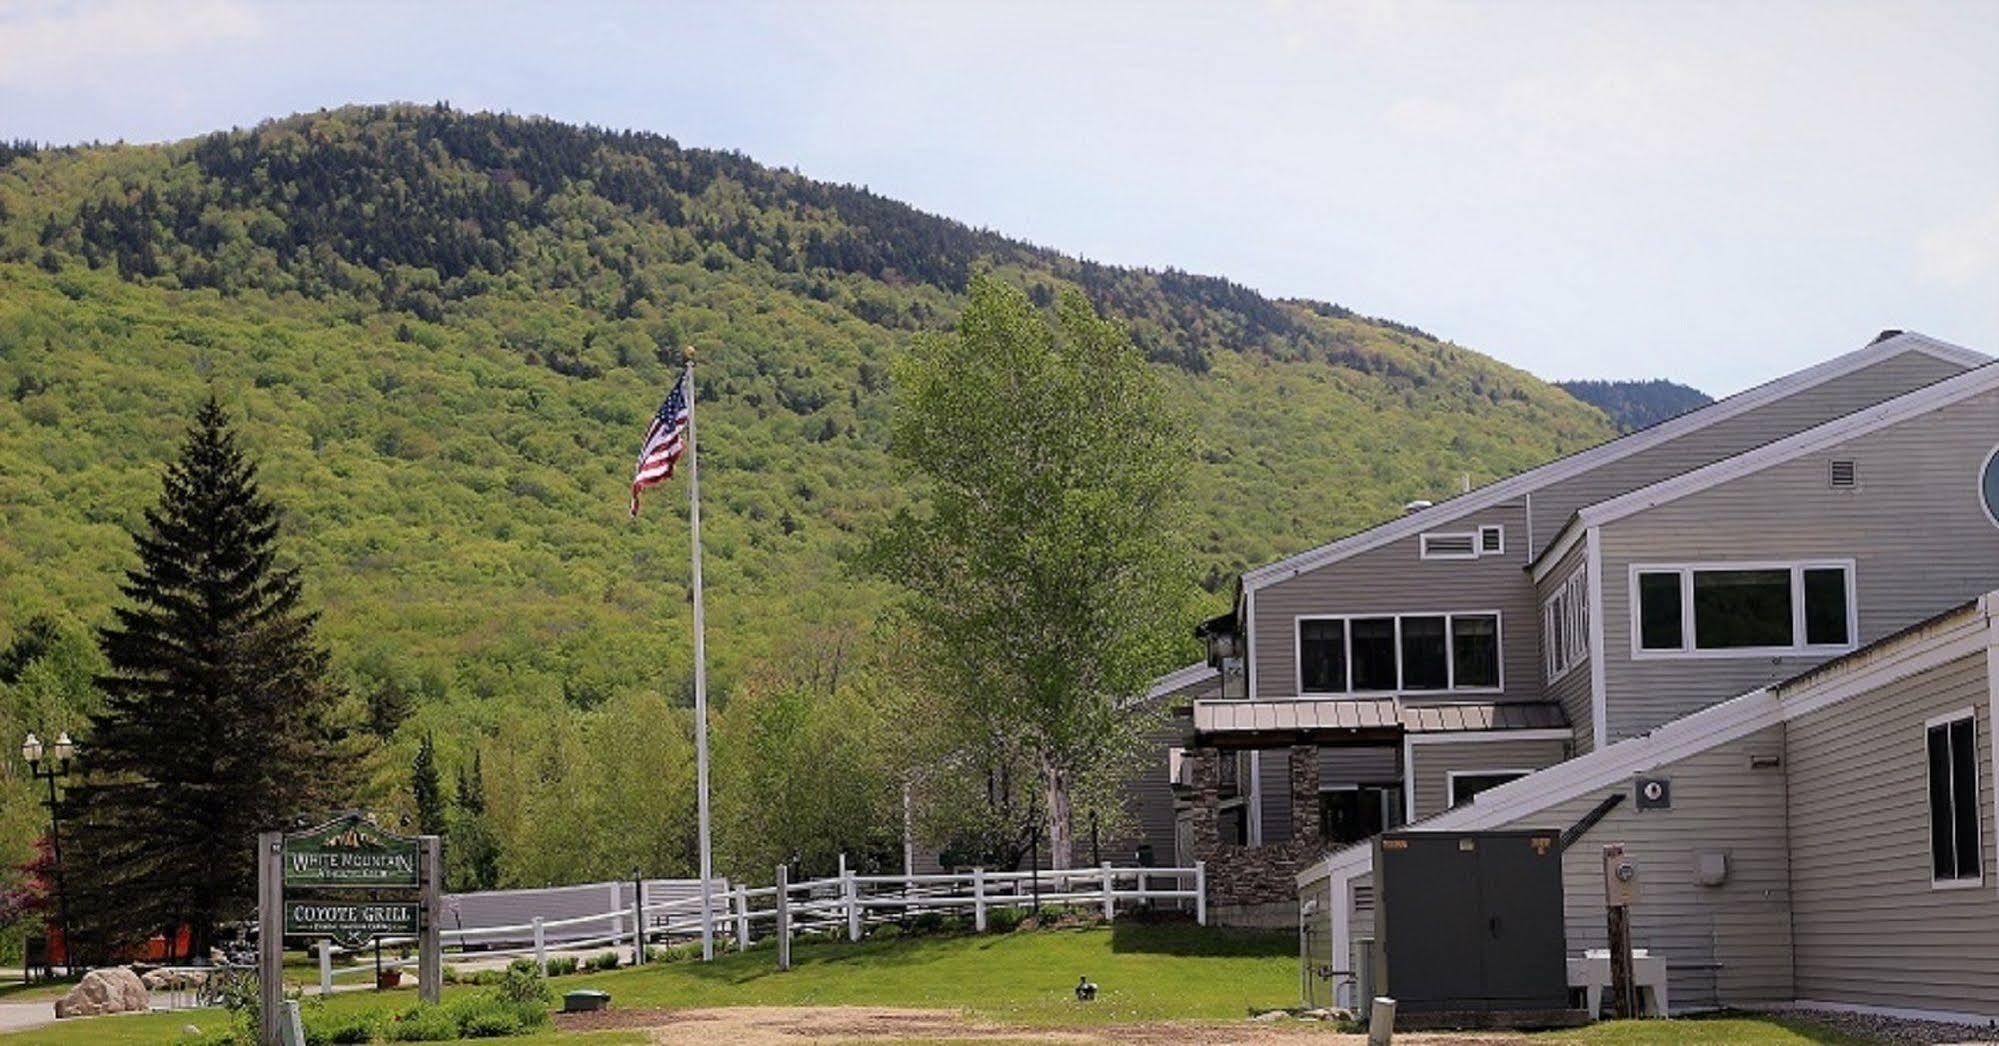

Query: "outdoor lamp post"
left=22, top=731, right=77, bottom=975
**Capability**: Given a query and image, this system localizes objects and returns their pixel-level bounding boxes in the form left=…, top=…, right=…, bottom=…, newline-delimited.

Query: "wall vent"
left=1479, top=525, right=1504, bottom=555
left=1828, top=460, right=1858, bottom=489
left=1421, top=532, right=1478, bottom=560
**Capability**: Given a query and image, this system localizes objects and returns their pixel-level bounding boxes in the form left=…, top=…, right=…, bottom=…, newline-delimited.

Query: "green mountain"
left=1557, top=378, right=1712, bottom=432
left=0, top=106, right=1612, bottom=836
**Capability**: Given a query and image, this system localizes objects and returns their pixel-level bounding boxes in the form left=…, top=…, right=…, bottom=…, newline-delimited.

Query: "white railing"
left=293, top=860, right=1206, bottom=993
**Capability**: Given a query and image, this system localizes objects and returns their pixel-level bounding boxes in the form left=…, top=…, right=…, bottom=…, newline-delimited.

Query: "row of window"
left=1543, top=570, right=1589, bottom=682
left=1299, top=612, right=1502, bottom=695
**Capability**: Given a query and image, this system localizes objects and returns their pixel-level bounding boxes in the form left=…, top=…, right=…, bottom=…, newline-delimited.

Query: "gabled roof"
left=1145, top=661, right=1219, bottom=701
left=1529, top=350, right=1999, bottom=579
left=1242, top=332, right=1985, bottom=592
left=1298, top=591, right=1994, bottom=889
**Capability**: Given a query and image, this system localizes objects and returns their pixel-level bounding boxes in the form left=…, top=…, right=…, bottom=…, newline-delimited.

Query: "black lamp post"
left=22, top=731, right=76, bottom=975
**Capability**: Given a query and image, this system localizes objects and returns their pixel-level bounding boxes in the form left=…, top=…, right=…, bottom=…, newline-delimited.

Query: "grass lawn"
left=0, top=922, right=1296, bottom=1044
left=1541, top=1013, right=1876, bottom=1045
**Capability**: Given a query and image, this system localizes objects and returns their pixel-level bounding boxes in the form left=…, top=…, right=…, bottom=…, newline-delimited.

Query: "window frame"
left=1479, top=524, right=1505, bottom=556
left=1318, top=781, right=1407, bottom=845
left=1446, top=769, right=1530, bottom=808
left=1294, top=611, right=1505, bottom=697
left=1926, top=708, right=1985, bottom=890
left=1626, top=560, right=1858, bottom=660
left=1543, top=568, right=1590, bottom=683
left=1979, top=442, right=1999, bottom=531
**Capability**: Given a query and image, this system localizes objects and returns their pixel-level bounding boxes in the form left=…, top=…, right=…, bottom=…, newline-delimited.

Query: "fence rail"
left=270, top=860, right=1206, bottom=996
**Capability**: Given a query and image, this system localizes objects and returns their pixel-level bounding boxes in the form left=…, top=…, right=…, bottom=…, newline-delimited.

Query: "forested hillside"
left=1557, top=378, right=1712, bottom=432
left=0, top=105, right=1612, bottom=887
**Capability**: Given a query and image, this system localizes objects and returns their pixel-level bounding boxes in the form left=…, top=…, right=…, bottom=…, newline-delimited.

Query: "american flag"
left=629, top=371, right=692, bottom=517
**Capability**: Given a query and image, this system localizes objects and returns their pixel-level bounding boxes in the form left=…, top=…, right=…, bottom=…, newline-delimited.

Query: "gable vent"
left=1828, top=460, right=1858, bottom=489
left=1421, top=532, right=1478, bottom=560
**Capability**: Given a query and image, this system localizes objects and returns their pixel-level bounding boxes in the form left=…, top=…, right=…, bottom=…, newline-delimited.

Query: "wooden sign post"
left=258, top=815, right=439, bottom=1046
left=1601, top=844, right=1640, bottom=1020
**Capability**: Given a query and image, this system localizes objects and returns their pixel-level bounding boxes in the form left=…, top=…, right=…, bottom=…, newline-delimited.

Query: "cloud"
left=1917, top=198, right=1999, bottom=288
left=0, top=0, right=263, bottom=89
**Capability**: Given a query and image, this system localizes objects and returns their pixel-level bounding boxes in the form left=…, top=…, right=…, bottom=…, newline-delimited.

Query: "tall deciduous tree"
left=66, top=399, right=352, bottom=960
left=871, top=275, right=1195, bottom=869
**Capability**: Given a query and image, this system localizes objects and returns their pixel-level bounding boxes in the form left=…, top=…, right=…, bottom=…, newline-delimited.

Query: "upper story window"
left=1630, top=561, right=1855, bottom=658
left=1543, top=569, right=1589, bottom=682
left=1298, top=612, right=1502, bottom=695
left=1982, top=446, right=1999, bottom=528
left=1927, top=710, right=1983, bottom=888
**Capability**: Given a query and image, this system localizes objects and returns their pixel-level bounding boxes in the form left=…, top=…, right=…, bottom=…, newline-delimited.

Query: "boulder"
left=55, top=967, right=150, bottom=1018
left=143, top=968, right=207, bottom=991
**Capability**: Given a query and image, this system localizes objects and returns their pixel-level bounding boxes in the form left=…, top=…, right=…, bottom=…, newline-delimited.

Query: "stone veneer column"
left=1288, top=745, right=1321, bottom=843
left=1190, top=747, right=1220, bottom=861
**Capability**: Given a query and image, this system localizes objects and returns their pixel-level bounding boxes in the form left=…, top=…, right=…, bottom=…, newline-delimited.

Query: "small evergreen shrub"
left=496, top=959, right=552, bottom=1006
left=986, top=907, right=1025, bottom=933
left=586, top=951, right=620, bottom=971
left=545, top=956, right=579, bottom=977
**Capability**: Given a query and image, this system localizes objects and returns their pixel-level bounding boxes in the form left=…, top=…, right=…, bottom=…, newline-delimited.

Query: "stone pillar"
left=1190, top=747, right=1221, bottom=861
left=1289, top=745, right=1322, bottom=843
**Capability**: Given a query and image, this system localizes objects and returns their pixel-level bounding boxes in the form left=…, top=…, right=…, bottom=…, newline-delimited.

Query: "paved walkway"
left=0, top=1001, right=57, bottom=1034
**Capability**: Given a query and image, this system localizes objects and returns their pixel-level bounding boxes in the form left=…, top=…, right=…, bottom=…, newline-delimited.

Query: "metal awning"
left=1190, top=698, right=1568, bottom=748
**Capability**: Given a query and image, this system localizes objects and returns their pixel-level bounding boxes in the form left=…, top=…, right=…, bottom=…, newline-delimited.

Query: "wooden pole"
left=419, top=835, right=442, bottom=1005
left=687, top=356, right=716, bottom=962
left=257, top=831, right=283, bottom=1046
left=1606, top=905, right=1635, bottom=1019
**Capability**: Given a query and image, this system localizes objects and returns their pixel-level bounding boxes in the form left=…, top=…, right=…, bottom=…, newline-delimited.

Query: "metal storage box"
left=1371, top=829, right=1569, bottom=1017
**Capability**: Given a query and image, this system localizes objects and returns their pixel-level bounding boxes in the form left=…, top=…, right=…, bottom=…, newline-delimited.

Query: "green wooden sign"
left=282, top=814, right=419, bottom=888
left=284, top=900, right=419, bottom=948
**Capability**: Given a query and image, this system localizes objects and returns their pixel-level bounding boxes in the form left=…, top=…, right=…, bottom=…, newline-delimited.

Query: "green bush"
left=305, top=1007, right=379, bottom=1045
left=986, top=907, right=1025, bottom=933
left=586, top=951, right=620, bottom=972
left=910, top=912, right=944, bottom=934
left=496, top=959, right=553, bottom=1006
left=383, top=1004, right=459, bottom=1042
left=545, top=956, right=579, bottom=977
left=868, top=923, right=903, bottom=941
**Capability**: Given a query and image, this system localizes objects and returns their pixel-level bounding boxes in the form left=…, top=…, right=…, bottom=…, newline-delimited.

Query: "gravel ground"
left=1766, top=1008, right=1999, bottom=1045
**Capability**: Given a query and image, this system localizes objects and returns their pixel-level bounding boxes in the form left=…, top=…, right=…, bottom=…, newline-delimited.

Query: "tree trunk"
left=1043, top=763, right=1073, bottom=870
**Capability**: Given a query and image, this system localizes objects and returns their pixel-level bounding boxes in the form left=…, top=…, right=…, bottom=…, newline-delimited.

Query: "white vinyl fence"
left=291, top=860, right=1206, bottom=993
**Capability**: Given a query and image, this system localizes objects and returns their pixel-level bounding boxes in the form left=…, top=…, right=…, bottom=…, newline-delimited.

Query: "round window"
left=1983, top=446, right=1999, bottom=526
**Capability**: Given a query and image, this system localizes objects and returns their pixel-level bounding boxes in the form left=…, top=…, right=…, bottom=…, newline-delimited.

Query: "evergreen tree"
left=65, top=399, right=351, bottom=960
left=446, top=749, right=500, bottom=891
left=412, top=733, right=445, bottom=836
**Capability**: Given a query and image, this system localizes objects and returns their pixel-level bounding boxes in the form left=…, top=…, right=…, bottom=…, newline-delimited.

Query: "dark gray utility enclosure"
left=1372, top=829, right=1569, bottom=1015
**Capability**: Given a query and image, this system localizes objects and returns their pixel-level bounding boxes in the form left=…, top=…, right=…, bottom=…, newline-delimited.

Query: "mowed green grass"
left=0, top=923, right=1296, bottom=1044
left=1541, top=1013, right=1877, bottom=1045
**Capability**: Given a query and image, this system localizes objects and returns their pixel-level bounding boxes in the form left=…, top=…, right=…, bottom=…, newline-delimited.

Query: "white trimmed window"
left=1927, top=710, right=1983, bottom=887
left=1630, top=561, right=1855, bottom=658
left=1297, top=612, right=1502, bottom=695
left=1448, top=770, right=1528, bottom=808
left=1543, top=569, right=1589, bottom=682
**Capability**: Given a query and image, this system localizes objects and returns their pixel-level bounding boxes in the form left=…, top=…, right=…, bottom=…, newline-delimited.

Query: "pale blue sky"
left=4, top=0, right=1997, bottom=394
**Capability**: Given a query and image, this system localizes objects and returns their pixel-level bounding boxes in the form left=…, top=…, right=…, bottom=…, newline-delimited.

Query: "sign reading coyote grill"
left=258, top=813, right=443, bottom=1044
left=285, top=900, right=420, bottom=948
left=283, top=814, right=419, bottom=888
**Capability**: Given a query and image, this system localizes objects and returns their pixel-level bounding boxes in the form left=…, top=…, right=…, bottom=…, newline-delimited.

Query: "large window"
left=1321, top=784, right=1406, bottom=845
left=1297, top=613, right=1503, bottom=695
left=1631, top=562, right=1854, bottom=657
left=1543, top=569, right=1589, bottom=682
left=1928, top=711, right=1983, bottom=886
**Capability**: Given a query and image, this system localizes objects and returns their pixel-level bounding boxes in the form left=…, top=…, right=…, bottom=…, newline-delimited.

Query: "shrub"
left=868, top=923, right=903, bottom=941
left=586, top=951, right=620, bottom=972
left=439, top=964, right=461, bottom=985
left=986, top=907, right=1025, bottom=933
left=306, top=1008, right=379, bottom=1045
left=545, top=956, right=579, bottom=977
left=383, top=1004, right=458, bottom=1042
left=911, top=912, right=944, bottom=934
left=496, top=959, right=552, bottom=1006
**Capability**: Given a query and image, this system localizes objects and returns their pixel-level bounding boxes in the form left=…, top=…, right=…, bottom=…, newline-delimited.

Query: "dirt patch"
left=555, top=1005, right=1529, bottom=1045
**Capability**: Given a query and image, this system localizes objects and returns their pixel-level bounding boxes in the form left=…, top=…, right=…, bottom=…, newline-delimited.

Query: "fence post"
left=630, top=880, right=646, bottom=965
left=734, top=887, right=751, bottom=950
left=1194, top=861, right=1208, bottom=926
left=844, top=868, right=861, bottom=941
left=973, top=868, right=987, bottom=932
left=532, top=917, right=546, bottom=975
left=777, top=866, right=794, bottom=971
left=1101, top=863, right=1115, bottom=921
left=318, top=941, right=332, bottom=996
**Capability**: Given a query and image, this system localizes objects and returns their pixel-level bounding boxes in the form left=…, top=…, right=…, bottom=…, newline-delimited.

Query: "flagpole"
left=685, top=353, right=715, bottom=962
